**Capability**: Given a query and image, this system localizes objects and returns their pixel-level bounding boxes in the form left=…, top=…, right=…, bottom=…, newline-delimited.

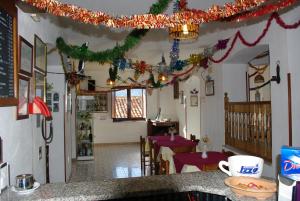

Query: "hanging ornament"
left=134, top=71, right=140, bottom=81
left=119, top=57, right=127, bottom=71
left=158, top=73, right=168, bottom=82
left=170, top=39, right=180, bottom=69
left=215, top=38, right=230, bottom=50
left=254, top=74, right=265, bottom=83
left=189, top=54, right=202, bottom=66
left=106, top=78, right=115, bottom=86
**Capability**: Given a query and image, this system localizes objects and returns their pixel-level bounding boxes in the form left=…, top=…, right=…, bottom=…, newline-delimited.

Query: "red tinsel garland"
left=231, top=0, right=298, bottom=22
left=21, top=0, right=269, bottom=28
left=209, top=11, right=300, bottom=63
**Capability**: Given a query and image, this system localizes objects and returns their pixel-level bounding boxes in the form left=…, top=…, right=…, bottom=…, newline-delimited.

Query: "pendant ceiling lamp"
left=169, top=23, right=199, bottom=40
left=169, top=0, right=199, bottom=40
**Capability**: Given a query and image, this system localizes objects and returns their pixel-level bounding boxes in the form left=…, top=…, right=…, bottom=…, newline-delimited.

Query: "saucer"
left=11, top=182, right=40, bottom=195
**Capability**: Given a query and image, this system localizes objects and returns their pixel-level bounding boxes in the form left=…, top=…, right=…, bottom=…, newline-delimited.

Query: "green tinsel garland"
left=56, top=0, right=171, bottom=63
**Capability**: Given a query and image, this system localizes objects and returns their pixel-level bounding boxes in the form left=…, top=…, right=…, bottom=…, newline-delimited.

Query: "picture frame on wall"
left=173, top=81, right=179, bottom=99
left=35, top=71, right=46, bottom=100
left=205, top=80, right=215, bottom=96
left=179, top=90, right=184, bottom=104
left=34, top=35, right=47, bottom=74
left=17, top=75, right=30, bottom=120
left=190, top=95, right=198, bottom=107
left=18, top=36, right=33, bottom=77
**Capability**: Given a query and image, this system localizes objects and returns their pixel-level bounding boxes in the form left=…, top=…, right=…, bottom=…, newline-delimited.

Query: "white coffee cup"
left=218, top=155, right=264, bottom=178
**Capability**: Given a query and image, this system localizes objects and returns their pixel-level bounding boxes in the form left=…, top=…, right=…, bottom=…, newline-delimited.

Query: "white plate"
left=11, top=182, right=40, bottom=195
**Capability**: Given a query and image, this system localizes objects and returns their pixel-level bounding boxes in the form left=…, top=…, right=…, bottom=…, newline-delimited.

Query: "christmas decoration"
left=210, top=12, right=300, bottom=63
left=22, top=0, right=274, bottom=28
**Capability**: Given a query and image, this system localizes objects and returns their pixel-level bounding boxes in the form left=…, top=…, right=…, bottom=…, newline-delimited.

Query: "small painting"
left=190, top=95, right=198, bottom=107
left=179, top=91, right=184, bottom=104
left=34, top=35, right=47, bottom=74
left=17, top=75, right=30, bottom=120
left=19, top=36, right=33, bottom=77
left=53, top=103, right=59, bottom=112
left=35, top=71, right=45, bottom=100
left=205, top=80, right=214, bottom=96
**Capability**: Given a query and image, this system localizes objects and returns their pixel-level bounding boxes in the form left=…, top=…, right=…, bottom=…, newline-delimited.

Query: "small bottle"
left=89, top=126, right=93, bottom=142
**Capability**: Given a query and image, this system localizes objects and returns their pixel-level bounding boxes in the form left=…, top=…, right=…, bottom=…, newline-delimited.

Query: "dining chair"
left=159, top=154, right=170, bottom=175
left=190, top=134, right=200, bottom=144
left=202, top=163, right=219, bottom=171
left=140, top=136, right=150, bottom=176
left=222, top=149, right=235, bottom=157
left=148, top=138, right=156, bottom=175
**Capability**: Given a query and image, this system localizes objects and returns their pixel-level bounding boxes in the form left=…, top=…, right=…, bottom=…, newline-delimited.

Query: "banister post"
left=224, top=93, right=229, bottom=145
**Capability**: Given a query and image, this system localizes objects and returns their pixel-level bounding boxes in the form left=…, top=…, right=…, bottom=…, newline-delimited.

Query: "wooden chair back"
left=159, top=154, right=170, bottom=175
left=203, top=163, right=219, bottom=171
left=222, top=149, right=235, bottom=157
left=190, top=134, right=200, bottom=144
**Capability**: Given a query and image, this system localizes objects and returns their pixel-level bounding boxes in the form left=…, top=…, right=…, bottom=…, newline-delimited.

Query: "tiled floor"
left=69, top=143, right=143, bottom=182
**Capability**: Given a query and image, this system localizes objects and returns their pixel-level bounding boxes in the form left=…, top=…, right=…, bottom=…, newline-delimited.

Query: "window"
left=112, top=88, right=146, bottom=121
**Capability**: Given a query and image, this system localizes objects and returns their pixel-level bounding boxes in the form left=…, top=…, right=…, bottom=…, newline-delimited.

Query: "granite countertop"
left=0, top=171, right=276, bottom=201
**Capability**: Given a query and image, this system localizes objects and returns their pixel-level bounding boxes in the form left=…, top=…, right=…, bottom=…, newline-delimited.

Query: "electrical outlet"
left=39, top=146, right=42, bottom=160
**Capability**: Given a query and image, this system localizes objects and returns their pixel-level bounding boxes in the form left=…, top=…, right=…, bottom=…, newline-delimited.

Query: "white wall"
left=285, top=7, right=300, bottom=147
left=0, top=8, right=62, bottom=184
left=47, top=63, right=69, bottom=183
left=90, top=86, right=160, bottom=144
left=196, top=6, right=300, bottom=178
left=222, top=63, right=247, bottom=102
left=174, top=76, right=201, bottom=139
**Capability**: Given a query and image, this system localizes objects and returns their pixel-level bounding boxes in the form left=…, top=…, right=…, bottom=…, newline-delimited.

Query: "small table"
left=148, top=135, right=197, bottom=174
left=173, top=151, right=228, bottom=173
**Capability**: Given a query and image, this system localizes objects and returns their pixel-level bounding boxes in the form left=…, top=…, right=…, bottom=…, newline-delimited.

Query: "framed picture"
left=34, top=35, right=47, bottom=74
left=190, top=95, right=198, bottom=107
left=179, top=90, right=184, bottom=104
left=35, top=71, right=46, bottom=100
left=173, top=81, right=179, bottom=99
left=18, top=36, right=33, bottom=77
left=17, top=75, right=30, bottom=120
left=205, top=80, right=214, bottom=96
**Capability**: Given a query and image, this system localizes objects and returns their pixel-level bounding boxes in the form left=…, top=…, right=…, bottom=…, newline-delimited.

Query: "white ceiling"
left=31, top=0, right=291, bottom=67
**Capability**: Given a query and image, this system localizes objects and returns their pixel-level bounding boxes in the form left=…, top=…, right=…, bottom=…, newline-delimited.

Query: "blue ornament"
left=119, top=57, right=127, bottom=71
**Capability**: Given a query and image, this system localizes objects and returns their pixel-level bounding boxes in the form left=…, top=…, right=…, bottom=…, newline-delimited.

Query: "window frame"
left=111, top=86, right=146, bottom=122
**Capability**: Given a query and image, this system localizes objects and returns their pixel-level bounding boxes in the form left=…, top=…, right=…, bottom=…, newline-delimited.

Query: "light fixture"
left=106, top=78, right=115, bottom=86
left=169, top=23, right=199, bottom=40
left=158, top=73, right=168, bottom=82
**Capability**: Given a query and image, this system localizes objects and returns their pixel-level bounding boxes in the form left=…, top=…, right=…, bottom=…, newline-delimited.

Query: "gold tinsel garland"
left=22, top=0, right=269, bottom=28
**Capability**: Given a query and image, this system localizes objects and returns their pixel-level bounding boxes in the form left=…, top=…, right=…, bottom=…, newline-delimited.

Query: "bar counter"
left=0, top=171, right=276, bottom=201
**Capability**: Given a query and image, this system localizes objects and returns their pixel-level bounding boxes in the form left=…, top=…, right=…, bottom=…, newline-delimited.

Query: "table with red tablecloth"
left=173, top=151, right=228, bottom=173
left=147, top=135, right=197, bottom=174
left=148, top=135, right=197, bottom=156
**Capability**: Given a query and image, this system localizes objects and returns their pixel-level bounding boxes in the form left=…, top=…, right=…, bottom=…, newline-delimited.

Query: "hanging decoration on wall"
left=21, top=0, right=276, bottom=29
left=209, top=12, right=300, bottom=63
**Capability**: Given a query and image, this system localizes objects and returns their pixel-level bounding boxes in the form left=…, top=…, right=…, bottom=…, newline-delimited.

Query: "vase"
left=202, top=144, right=208, bottom=159
left=170, top=133, right=175, bottom=141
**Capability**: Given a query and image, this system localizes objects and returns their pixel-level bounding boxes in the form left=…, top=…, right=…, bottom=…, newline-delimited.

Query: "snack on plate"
left=237, top=182, right=267, bottom=191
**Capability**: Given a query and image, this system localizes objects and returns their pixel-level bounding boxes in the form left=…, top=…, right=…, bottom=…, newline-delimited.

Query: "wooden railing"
left=224, top=93, right=272, bottom=162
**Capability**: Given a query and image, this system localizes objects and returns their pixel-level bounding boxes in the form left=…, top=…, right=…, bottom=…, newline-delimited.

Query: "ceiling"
left=22, top=0, right=293, bottom=68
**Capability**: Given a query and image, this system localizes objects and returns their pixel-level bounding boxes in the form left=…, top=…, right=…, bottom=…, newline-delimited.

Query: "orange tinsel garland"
left=22, top=0, right=270, bottom=28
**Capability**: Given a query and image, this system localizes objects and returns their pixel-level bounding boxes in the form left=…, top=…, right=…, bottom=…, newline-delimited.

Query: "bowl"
left=224, top=176, right=277, bottom=200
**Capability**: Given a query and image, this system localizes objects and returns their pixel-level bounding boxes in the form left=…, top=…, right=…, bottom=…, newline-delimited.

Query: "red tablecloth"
left=153, top=138, right=197, bottom=155
left=173, top=151, right=228, bottom=173
left=148, top=135, right=185, bottom=142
